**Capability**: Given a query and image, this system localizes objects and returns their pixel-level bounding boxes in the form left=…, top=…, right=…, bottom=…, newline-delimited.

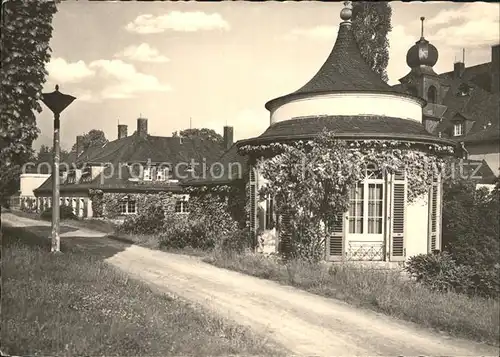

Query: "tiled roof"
left=459, top=159, right=497, bottom=184
left=439, top=63, right=492, bottom=93
left=265, top=21, right=396, bottom=110
left=238, top=116, right=457, bottom=146
left=34, top=133, right=223, bottom=194
left=434, top=80, right=499, bottom=143
left=181, top=143, right=249, bottom=186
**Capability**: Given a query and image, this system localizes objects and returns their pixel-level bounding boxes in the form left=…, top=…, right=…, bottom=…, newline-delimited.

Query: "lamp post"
left=41, top=85, right=76, bottom=252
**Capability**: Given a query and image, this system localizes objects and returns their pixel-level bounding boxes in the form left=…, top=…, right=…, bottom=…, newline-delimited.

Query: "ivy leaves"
left=351, top=2, right=392, bottom=82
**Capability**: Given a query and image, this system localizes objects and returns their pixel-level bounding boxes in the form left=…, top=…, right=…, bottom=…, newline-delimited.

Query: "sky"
left=36, top=1, right=500, bottom=151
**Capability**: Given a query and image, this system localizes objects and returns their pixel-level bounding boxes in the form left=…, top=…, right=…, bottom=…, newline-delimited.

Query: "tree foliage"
left=442, top=178, right=499, bottom=271
left=71, top=129, right=108, bottom=152
left=172, top=128, right=224, bottom=147
left=0, top=0, right=58, bottom=202
left=351, top=1, right=392, bottom=82
left=405, top=178, right=500, bottom=297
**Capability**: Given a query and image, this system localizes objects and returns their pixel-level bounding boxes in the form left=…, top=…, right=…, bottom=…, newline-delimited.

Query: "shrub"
left=159, top=194, right=240, bottom=251
left=119, top=204, right=165, bottom=235
left=217, top=228, right=253, bottom=254
left=405, top=252, right=499, bottom=297
left=40, top=204, right=77, bottom=221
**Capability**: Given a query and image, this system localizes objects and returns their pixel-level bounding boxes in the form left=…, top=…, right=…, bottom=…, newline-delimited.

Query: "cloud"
left=46, top=57, right=95, bottom=83
left=125, top=11, right=230, bottom=34
left=73, top=90, right=100, bottom=103
left=280, top=25, right=337, bottom=41
left=89, top=59, right=172, bottom=99
left=115, top=43, right=170, bottom=63
left=427, top=3, right=499, bottom=48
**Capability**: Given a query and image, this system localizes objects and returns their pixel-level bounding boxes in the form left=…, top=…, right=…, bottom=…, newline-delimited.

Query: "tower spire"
left=420, top=16, right=425, bottom=38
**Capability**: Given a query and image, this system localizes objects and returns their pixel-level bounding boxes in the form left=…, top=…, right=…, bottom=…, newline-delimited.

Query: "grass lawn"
left=1, top=226, right=284, bottom=357
left=204, top=250, right=500, bottom=347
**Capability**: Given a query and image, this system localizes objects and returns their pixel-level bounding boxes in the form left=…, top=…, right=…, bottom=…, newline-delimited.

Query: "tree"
left=351, top=2, right=392, bottom=82
left=71, top=129, right=108, bottom=152
left=172, top=128, right=224, bottom=147
left=0, top=0, right=58, bottom=203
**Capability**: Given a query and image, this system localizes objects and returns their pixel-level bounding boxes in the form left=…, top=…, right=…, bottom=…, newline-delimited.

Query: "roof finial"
left=420, top=16, right=425, bottom=38
left=55, top=84, right=60, bottom=91
left=462, top=48, right=465, bottom=64
left=340, top=1, right=352, bottom=22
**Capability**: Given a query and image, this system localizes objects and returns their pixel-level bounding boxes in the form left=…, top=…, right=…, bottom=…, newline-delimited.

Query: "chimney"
left=491, top=44, right=499, bottom=93
left=137, top=117, right=148, bottom=137
left=118, top=124, right=128, bottom=139
left=76, top=135, right=85, bottom=157
left=454, top=62, right=465, bottom=79
left=223, top=126, right=234, bottom=150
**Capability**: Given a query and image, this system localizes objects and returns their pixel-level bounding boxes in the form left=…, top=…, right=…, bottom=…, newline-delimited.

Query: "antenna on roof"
left=462, top=48, right=465, bottom=64
left=420, top=17, right=425, bottom=38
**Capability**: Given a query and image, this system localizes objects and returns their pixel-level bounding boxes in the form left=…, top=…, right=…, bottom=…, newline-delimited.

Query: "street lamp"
left=41, top=85, right=76, bottom=252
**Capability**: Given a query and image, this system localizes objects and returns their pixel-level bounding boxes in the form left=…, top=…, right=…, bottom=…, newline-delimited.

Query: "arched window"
left=427, top=85, right=437, bottom=103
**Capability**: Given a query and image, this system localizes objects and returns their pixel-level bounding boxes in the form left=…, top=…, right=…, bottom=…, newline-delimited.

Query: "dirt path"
left=3, top=212, right=499, bottom=357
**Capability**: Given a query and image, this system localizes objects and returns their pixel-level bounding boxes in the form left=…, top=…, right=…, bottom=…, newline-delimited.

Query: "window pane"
left=356, top=218, right=363, bottom=233
left=127, top=201, right=136, bottom=214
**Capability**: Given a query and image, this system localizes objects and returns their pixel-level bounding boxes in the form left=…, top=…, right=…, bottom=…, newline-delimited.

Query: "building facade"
left=32, top=117, right=229, bottom=219
left=186, top=3, right=461, bottom=263
left=394, top=17, right=499, bottom=178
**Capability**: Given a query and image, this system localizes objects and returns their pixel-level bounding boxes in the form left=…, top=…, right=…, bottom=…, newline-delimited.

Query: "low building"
left=9, top=173, right=51, bottom=210
left=33, top=117, right=227, bottom=219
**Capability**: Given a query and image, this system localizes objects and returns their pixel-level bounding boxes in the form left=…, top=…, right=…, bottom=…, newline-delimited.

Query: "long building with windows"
left=30, top=118, right=229, bottom=218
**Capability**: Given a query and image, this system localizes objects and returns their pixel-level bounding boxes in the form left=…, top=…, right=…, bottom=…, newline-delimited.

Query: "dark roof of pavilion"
left=265, top=18, right=405, bottom=111
left=238, top=116, right=458, bottom=147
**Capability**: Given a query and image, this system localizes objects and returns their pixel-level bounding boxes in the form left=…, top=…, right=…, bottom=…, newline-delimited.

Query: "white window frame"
left=143, top=166, right=152, bottom=181
left=119, top=198, right=137, bottom=215
left=454, top=122, right=463, bottom=136
left=348, top=169, right=385, bottom=237
left=156, top=167, right=169, bottom=181
left=175, top=195, right=189, bottom=214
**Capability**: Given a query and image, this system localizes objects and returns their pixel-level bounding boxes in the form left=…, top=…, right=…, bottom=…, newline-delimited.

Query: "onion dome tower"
left=239, top=3, right=454, bottom=147
left=399, top=17, right=441, bottom=105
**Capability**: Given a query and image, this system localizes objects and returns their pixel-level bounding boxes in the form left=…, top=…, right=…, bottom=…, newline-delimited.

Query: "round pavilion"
left=237, top=1, right=458, bottom=262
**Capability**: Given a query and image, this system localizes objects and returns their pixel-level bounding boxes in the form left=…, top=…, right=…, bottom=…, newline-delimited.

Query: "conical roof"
left=265, top=2, right=393, bottom=111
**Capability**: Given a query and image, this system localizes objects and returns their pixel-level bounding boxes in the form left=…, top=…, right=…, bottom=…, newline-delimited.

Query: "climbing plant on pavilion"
left=241, top=130, right=455, bottom=261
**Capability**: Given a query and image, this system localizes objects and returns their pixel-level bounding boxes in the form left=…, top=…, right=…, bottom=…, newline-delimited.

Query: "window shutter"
left=249, top=166, right=258, bottom=247
left=327, top=213, right=346, bottom=261
left=428, top=173, right=442, bottom=252
left=390, top=171, right=407, bottom=261
left=279, top=209, right=293, bottom=257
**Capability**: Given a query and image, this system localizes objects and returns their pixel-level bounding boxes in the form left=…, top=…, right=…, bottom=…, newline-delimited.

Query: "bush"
left=405, top=252, right=499, bottom=297
left=217, top=228, right=253, bottom=254
left=159, top=194, right=240, bottom=251
left=119, top=204, right=165, bottom=235
left=40, top=204, right=77, bottom=221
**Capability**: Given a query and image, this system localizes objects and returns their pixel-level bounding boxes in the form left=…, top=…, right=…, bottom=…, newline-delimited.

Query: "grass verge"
left=204, top=250, right=500, bottom=347
left=6, top=210, right=208, bottom=256
left=1, top=227, right=283, bottom=357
